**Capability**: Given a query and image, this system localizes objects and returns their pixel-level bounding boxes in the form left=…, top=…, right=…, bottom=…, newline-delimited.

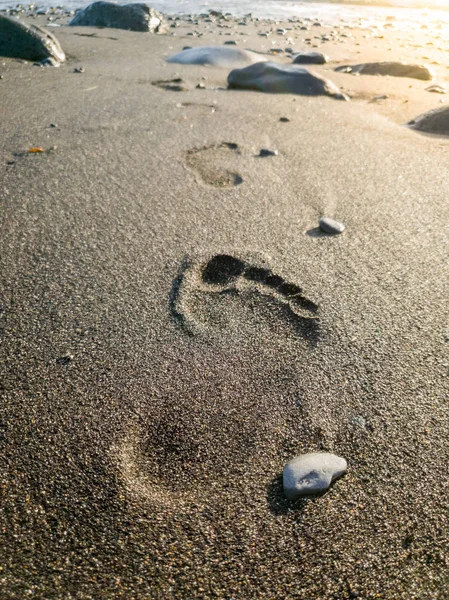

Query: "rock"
left=293, top=51, right=329, bottom=65
left=224, top=40, right=237, bottom=45
left=228, top=62, right=348, bottom=100
left=408, top=106, right=449, bottom=135
left=335, top=61, right=434, bottom=81
left=283, top=452, right=347, bottom=499
left=259, top=148, right=278, bottom=157
left=279, top=117, right=290, bottom=122
left=425, top=84, right=446, bottom=94
left=0, top=14, right=65, bottom=62
left=166, top=46, right=267, bottom=68
left=319, top=217, right=345, bottom=234
left=69, top=2, right=164, bottom=33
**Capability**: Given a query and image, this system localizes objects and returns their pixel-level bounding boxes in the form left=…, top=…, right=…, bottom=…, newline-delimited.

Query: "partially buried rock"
left=319, top=217, right=345, bottom=234
left=293, top=51, right=329, bottom=65
left=283, top=452, right=347, bottom=499
left=166, top=45, right=267, bottom=68
left=228, top=62, right=348, bottom=99
left=69, top=2, right=164, bottom=33
left=408, top=106, right=449, bottom=135
left=335, top=61, right=434, bottom=81
left=0, top=14, right=65, bottom=62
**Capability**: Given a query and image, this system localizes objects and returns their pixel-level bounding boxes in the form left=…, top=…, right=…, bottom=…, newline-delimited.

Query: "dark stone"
left=408, top=106, right=449, bottom=135
left=335, top=61, right=434, bottom=81
left=228, top=62, right=349, bottom=100
left=293, top=51, right=328, bottom=65
left=259, top=148, right=278, bottom=157
left=69, top=2, right=163, bottom=33
left=0, top=14, right=65, bottom=62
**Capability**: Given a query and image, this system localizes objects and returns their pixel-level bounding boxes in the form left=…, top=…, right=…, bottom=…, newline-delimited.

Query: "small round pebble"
left=283, top=452, right=347, bottom=499
left=319, top=217, right=345, bottom=234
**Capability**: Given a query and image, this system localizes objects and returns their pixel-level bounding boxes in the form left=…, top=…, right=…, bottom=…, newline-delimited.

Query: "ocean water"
left=2, top=0, right=449, bottom=30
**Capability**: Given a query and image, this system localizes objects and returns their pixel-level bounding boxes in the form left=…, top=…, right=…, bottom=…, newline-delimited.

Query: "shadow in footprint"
left=185, top=143, right=243, bottom=187
left=171, top=252, right=320, bottom=343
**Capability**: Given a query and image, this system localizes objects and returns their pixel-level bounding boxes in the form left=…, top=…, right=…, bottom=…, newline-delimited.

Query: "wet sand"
left=1, top=12, right=449, bottom=599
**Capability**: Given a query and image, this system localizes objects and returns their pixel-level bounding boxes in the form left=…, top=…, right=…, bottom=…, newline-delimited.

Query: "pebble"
left=319, top=217, right=345, bottom=234
left=425, top=84, right=447, bottom=94
left=283, top=452, right=347, bottom=499
left=292, top=51, right=329, bottom=65
left=259, top=148, right=278, bottom=157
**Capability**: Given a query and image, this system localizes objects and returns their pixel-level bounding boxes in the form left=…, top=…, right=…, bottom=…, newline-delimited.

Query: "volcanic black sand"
left=1, top=11, right=449, bottom=600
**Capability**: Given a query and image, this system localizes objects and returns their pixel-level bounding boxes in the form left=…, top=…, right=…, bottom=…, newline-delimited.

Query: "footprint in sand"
left=171, top=252, right=319, bottom=340
left=185, top=142, right=243, bottom=187
left=116, top=253, right=320, bottom=508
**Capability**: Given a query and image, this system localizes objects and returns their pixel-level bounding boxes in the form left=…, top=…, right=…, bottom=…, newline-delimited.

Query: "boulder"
left=69, top=2, right=164, bottom=33
left=228, top=62, right=348, bottom=99
left=166, top=45, right=267, bottom=68
left=0, top=14, right=65, bottom=62
left=335, top=61, right=434, bottom=81
left=408, top=106, right=449, bottom=135
left=293, top=51, right=329, bottom=65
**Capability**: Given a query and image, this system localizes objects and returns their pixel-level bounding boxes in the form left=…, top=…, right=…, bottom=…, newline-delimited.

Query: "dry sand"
left=1, top=11, right=449, bottom=600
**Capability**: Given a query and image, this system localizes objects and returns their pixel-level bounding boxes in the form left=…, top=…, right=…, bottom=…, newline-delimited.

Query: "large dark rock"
left=166, top=46, right=266, bottom=68
left=335, top=61, right=434, bottom=81
left=292, top=51, right=329, bottom=65
left=408, top=106, right=449, bottom=135
left=0, top=14, right=65, bottom=62
left=69, top=2, right=164, bottom=32
left=227, top=62, right=348, bottom=100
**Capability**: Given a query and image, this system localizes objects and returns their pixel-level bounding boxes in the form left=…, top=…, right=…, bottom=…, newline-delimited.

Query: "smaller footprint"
left=185, top=142, right=243, bottom=187
left=171, top=252, right=319, bottom=340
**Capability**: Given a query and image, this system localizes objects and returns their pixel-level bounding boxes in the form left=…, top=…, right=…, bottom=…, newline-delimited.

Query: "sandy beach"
left=1, top=8, right=449, bottom=599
